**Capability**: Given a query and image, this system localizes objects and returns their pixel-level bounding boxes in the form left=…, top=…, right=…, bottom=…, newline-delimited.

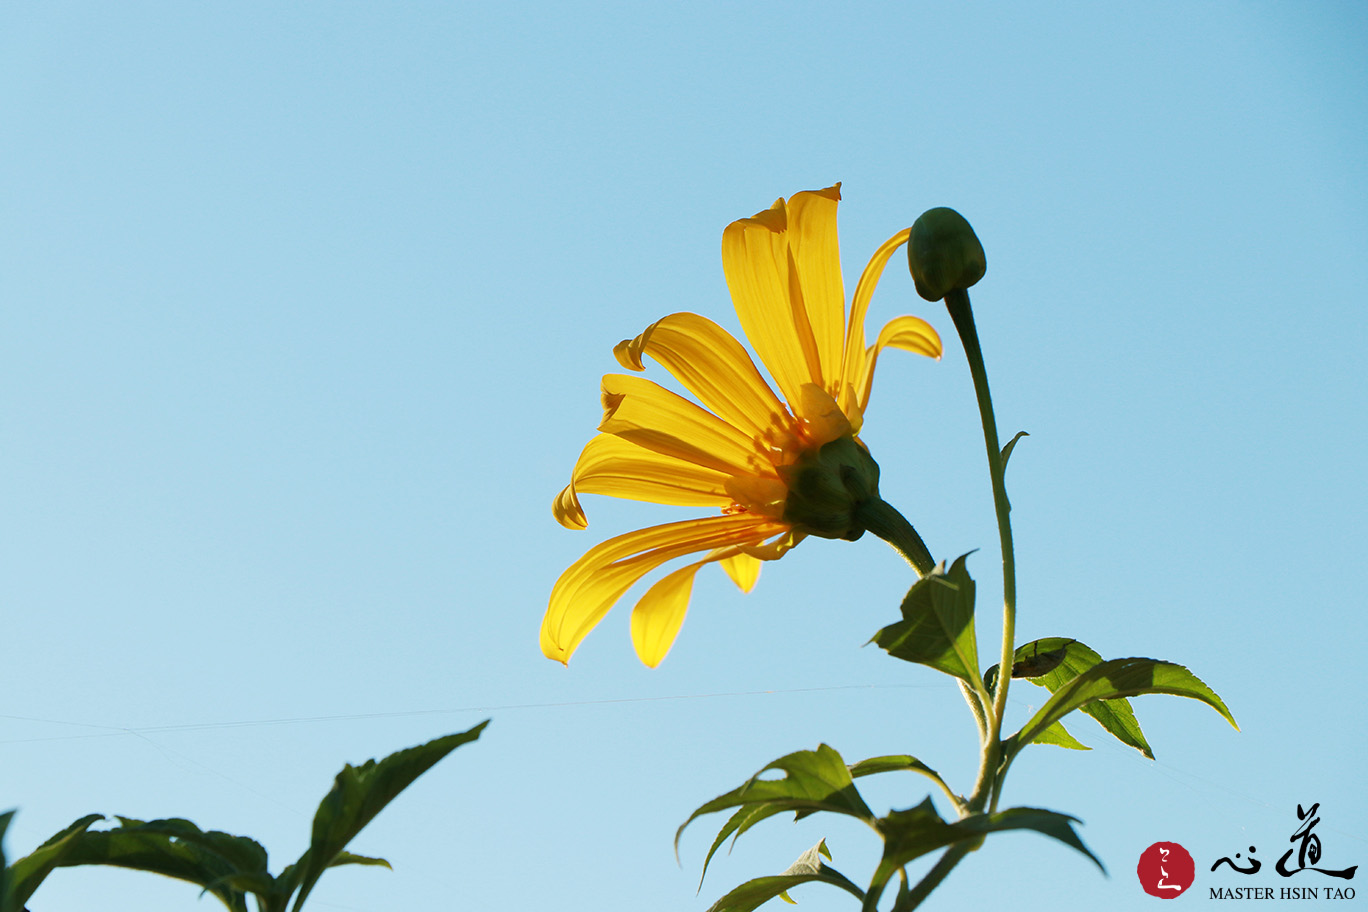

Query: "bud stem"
left=945, top=289, right=1017, bottom=815
left=854, top=497, right=935, bottom=577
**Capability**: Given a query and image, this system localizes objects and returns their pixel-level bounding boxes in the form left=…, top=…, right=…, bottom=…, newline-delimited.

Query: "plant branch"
left=945, top=289, right=1017, bottom=812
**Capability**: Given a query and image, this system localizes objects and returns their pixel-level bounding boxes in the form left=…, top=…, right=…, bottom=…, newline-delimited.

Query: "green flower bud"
left=907, top=207, right=986, bottom=302
left=779, top=436, right=881, bottom=541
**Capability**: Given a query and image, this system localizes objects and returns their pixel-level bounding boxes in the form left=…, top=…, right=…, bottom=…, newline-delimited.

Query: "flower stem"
left=958, top=680, right=988, bottom=745
left=945, top=289, right=1017, bottom=813
left=894, top=843, right=974, bottom=911
left=856, top=497, right=935, bottom=577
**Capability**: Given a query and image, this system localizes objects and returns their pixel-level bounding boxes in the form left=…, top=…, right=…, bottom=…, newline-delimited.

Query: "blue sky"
left=2, top=2, right=1365, bottom=910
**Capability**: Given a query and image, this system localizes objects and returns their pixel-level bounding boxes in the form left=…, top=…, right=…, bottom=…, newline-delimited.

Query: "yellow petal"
left=632, top=544, right=765, bottom=666
left=541, top=514, right=786, bottom=664
left=630, top=560, right=704, bottom=667
left=600, top=373, right=775, bottom=477
left=740, top=528, right=808, bottom=561
left=553, top=434, right=734, bottom=530
left=554, top=483, right=589, bottom=530
left=852, top=316, right=943, bottom=429
left=722, top=200, right=824, bottom=410
left=786, top=185, right=846, bottom=396
left=613, top=312, right=798, bottom=450
left=796, top=383, right=853, bottom=447
left=720, top=552, right=762, bottom=593
left=840, top=228, right=912, bottom=419
left=723, top=474, right=788, bottom=517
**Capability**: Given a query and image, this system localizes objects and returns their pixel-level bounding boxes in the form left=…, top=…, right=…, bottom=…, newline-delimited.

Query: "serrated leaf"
left=691, top=754, right=942, bottom=895
left=288, top=720, right=488, bottom=912
left=678, top=745, right=873, bottom=887
left=1015, top=657, right=1237, bottom=760
left=863, top=801, right=1102, bottom=912
left=988, top=638, right=1155, bottom=758
left=871, top=555, right=980, bottom=684
left=47, top=817, right=260, bottom=912
left=705, top=841, right=864, bottom=912
left=3, top=812, right=105, bottom=911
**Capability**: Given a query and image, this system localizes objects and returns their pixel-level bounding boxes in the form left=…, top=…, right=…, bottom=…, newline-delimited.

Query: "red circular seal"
left=1137, top=841, right=1195, bottom=898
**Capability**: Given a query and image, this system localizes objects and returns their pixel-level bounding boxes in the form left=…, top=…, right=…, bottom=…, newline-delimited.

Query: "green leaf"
left=287, top=720, right=489, bottom=912
left=862, top=798, right=947, bottom=912
left=1014, top=657, right=1237, bottom=760
left=871, top=555, right=980, bottom=685
left=863, top=801, right=1102, bottom=912
left=1031, top=721, right=1090, bottom=751
left=0, top=810, right=13, bottom=912
left=677, top=745, right=874, bottom=887
left=47, top=817, right=261, bottom=912
left=204, top=871, right=276, bottom=899
left=848, top=755, right=941, bottom=782
left=987, top=638, right=1155, bottom=758
left=983, top=637, right=1076, bottom=694
left=327, top=851, right=391, bottom=870
left=848, top=755, right=960, bottom=808
left=960, top=807, right=1104, bottom=871
left=4, top=812, right=105, bottom=910
left=1000, top=431, right=1029, bottom=470
left=704, top=840, right=864, bottom=912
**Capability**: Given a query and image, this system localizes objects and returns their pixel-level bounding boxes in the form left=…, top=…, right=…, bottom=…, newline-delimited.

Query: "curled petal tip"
left=553, top=484, right=588, bottom=530
left=613, top=332, right=649, bottom=372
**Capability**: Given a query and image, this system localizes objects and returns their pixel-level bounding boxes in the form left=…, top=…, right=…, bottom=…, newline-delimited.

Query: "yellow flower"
left=543, top=184, right=942, bottom=667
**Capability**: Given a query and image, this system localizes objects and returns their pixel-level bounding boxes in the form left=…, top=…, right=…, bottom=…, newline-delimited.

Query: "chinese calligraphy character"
left=1157, top=846, right=1184, bottom=890
left=1275, top=803, right=1357, bottom=879
left=1211, top=846, right=1260, bottom=874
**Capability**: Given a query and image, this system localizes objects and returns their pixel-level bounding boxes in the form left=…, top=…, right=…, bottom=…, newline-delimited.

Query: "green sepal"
left=779, top=436, right=881, bottom=541
left=677, top=745, right=874, bottom=887
left=863, top=800, right=1102, bottom=912
left=1012, top=657, right=1237, bottom=763
left=705, top=840, right=864, bottom=912
left=286, top=720, right=489, bottom=912
left=871, top=554, right=980, bottom=685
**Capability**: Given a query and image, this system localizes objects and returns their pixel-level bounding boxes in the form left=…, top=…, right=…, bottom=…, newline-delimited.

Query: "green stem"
left=945, top=289, right=1017, bottom=813
left=958, top=680, right=988, bottom=746
left=856, top=497, right=935, bottom=578
left=893, top=843, right=974, bottom=911
left=857, top=497, right=992, bottom=749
